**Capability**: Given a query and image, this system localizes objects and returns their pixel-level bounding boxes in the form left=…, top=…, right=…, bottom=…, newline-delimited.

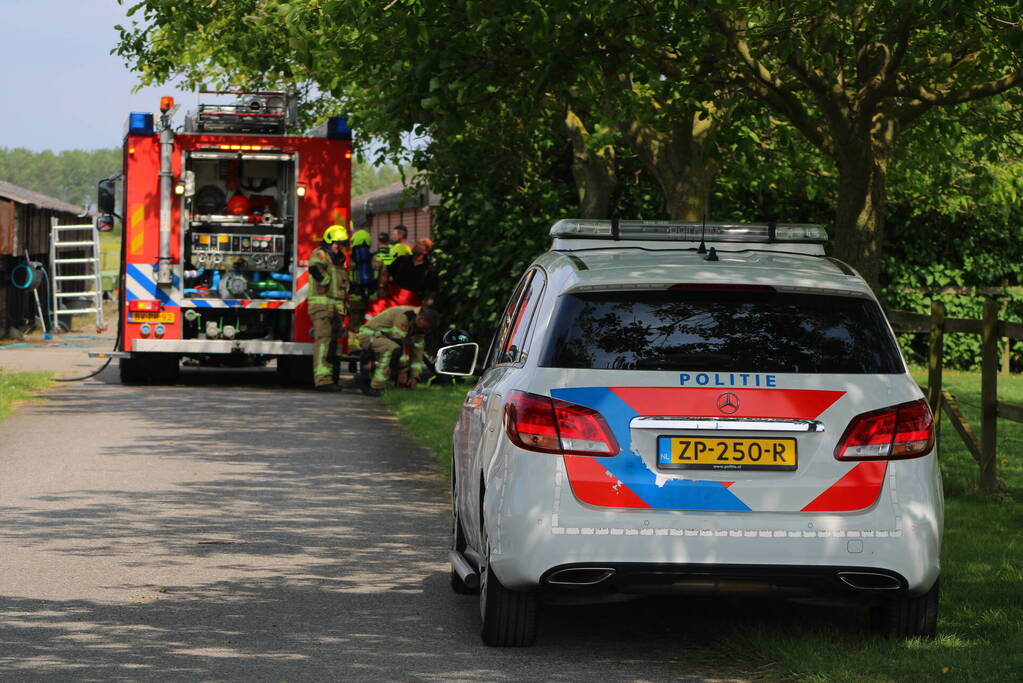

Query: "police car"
left=436, top=219, right=942, bottom=647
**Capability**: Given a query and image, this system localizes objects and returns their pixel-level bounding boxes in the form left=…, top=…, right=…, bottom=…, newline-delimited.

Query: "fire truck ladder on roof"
left=49, top=218, right=106, bottom=333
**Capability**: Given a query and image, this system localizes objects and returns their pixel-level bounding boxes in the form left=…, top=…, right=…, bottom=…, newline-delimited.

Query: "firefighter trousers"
left=358, top=334, right=403, bottom=389
left=310, top=303, right=346, bottom=387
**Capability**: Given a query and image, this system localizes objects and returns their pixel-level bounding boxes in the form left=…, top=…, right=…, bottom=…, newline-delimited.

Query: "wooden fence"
left=888, top=300, right=1022, bottom=494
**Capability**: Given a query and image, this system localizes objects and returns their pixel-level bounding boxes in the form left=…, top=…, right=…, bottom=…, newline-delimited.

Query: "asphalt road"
left=0, top=365, right=743, bottom=682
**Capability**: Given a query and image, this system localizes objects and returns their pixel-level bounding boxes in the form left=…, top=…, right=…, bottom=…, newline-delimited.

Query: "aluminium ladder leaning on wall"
left=49, top=217, right=105, bottom=333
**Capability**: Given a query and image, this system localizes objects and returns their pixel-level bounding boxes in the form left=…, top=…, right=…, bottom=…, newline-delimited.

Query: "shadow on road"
left=0, top=365, right=845, bottom=680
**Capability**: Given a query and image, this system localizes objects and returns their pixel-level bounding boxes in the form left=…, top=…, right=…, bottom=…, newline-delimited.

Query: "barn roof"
left=0, top=179, right=85, bottom=215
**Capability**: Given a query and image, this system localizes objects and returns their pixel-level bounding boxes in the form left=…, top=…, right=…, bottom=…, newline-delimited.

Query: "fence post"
left=980, top=299, right=1000, bottom=494
left=1002, top=278, right=1011, bottom=374
left=927, top=299, right=945, bottom=444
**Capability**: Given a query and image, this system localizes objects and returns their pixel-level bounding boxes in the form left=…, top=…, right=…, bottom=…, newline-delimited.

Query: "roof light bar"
left=550, top=219, right=828, bottom=244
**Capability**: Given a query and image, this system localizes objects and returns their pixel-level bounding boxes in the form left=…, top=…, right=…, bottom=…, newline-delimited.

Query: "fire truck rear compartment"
left=182, top=307, right=293, bottom=342
left=183, top=154, right=296, bottom=298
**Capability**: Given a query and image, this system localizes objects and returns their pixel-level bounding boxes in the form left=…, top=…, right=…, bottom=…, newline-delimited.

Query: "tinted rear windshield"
left=538, top=289, right=903, bottom=374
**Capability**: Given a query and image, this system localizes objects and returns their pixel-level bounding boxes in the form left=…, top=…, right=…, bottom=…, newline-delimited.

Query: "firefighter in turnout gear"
left=308, top=224, right=350, bottom=391
left=356, top=305, right=439, bottom=396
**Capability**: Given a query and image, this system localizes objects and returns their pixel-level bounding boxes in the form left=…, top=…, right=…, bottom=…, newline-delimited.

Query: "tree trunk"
left=620, top=108, right=718, bottom=222
left=663, top=152, right=714, bottom=222
left=564, top=107, right=617, bottom=219
left=833, top=145, right=889, bottom=294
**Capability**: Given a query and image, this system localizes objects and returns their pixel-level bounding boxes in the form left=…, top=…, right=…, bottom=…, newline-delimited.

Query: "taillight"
left=504, top=390, right=619, bottom=456
left=834, top=399, right=934, bottom=460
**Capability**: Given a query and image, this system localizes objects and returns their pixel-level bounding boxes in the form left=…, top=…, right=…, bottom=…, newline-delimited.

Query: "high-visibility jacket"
left=308, top=245, right=349, bottom=309
left=379, top=241, right=412, bottom=267
left=359, top=305, right=425, bottom=379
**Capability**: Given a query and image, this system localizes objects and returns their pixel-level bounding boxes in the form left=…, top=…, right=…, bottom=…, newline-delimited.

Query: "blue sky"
left=0, top=1, right=193, bottom=152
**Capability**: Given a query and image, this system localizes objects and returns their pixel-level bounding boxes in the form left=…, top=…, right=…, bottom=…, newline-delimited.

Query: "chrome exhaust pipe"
left=546, top=567, right=616, bottom=586
left=449, top=550, right=479, bottom=591
left=837, top=572, right=901, bottom=590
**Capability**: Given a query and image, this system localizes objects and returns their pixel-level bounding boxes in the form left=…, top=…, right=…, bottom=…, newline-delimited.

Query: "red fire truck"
left=98, top=91, right=353, bottom=384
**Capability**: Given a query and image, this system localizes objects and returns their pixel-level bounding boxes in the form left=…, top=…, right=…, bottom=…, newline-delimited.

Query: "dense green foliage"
left=115, top=0, right=1023, bottom=294
left=0, top=147, right=121, bottom=210
left=112, top=0, right=1023, bottom=367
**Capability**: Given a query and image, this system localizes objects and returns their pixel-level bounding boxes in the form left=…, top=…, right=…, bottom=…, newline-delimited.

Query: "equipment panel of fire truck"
left=102, top=91, right=353, bottom=384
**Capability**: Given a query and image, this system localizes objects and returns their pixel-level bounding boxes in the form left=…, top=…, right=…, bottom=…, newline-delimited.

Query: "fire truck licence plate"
left=130, top=311, right=175, bottom=324
left=657, top=436, right=797, bottom=471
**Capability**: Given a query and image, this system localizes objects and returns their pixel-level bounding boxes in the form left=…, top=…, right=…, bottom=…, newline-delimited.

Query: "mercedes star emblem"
left=717, top=392, right=740, bottom=415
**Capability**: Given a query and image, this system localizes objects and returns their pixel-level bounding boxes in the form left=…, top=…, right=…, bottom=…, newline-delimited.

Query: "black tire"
left=479, top=537, right=537, bottom=647
left=277, top=355, right=313, bottom=386
left=119, top=357, right=145, bottom=385
left=154, top=355, right=180, bottom=384
left=871, top=578, right=939, bottom=639
left=120, top=354, right=179, bottom=385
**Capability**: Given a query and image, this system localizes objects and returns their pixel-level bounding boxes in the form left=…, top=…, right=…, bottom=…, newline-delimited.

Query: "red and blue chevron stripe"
left=550, top=386, right=865, bottom=512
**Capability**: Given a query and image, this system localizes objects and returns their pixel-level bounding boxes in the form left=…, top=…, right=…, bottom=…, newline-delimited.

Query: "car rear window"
left=538, top=289, right=903, bottom=373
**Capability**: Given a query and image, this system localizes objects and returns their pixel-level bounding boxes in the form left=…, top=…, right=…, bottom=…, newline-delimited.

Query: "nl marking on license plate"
left=657, top=436, right=797, bottom=471
left=129, top=311, right=175, bottom=324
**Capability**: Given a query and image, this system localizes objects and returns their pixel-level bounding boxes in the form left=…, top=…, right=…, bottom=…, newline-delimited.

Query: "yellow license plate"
left=657, top=436, right=797, bottom=471
left=130, top=311, right=176, bottom=324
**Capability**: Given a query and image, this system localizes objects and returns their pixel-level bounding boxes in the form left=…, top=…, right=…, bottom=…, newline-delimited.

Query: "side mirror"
left=97, top=214, right=115, bottom=233
left=97, top=178, right=117, bottom=215
left=436, top=342, right=479, bottom=376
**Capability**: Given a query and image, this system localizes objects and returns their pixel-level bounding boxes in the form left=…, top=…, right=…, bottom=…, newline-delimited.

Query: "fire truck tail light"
left=344, top=150, right=353, bottom=159
left=129, top=300, right=162, bottom=312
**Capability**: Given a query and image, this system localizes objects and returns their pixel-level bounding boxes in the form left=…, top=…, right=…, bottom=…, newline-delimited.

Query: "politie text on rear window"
left=539, top=290, right=903, bottom=373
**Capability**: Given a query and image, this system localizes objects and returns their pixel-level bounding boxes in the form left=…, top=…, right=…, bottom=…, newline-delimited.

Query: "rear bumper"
left=539, top=561, right=910, bottom=599
left=131, top=339, right=312, bottom=355
left=486, top=454, right=942, bottom=595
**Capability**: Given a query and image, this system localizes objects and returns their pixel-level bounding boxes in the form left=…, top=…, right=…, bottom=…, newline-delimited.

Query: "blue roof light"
left=127, top=112, right=155, bottom=136
left=326, top=116, right=352, bottom=140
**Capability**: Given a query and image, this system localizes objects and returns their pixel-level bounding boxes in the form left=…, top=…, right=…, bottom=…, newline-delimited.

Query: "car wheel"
left=871, top=578, right=939, bottom=639
left=119, top=357, right=143, bottom=385
left=479, top=532, right=537, bottom=647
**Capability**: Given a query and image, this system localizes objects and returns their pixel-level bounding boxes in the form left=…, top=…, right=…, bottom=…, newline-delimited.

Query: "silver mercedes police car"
left=437, top=219, right=942, bottom=647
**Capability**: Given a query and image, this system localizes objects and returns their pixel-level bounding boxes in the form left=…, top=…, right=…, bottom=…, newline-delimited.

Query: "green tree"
left=0, top=147, right=121, bottom=210
left=115, top=1, right=753, bottom=221
left=712, top=1, right=1023, bottom=288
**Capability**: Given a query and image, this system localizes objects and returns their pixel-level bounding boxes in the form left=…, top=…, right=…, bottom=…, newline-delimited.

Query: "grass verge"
left=381, top=381, right=468, bottom=475
left=0, top=370, right=52, bottom=422
left=384, top=372, right=1022, bottom=681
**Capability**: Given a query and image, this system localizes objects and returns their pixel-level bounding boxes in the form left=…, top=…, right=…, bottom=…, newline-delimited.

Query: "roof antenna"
left=697, top=214, right=707, bottom=254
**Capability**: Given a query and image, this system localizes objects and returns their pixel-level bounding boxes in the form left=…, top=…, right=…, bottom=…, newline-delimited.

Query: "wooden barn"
left=351, top=181, right=440, bottom=242
left=0, top=180, right=86, bottom=336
